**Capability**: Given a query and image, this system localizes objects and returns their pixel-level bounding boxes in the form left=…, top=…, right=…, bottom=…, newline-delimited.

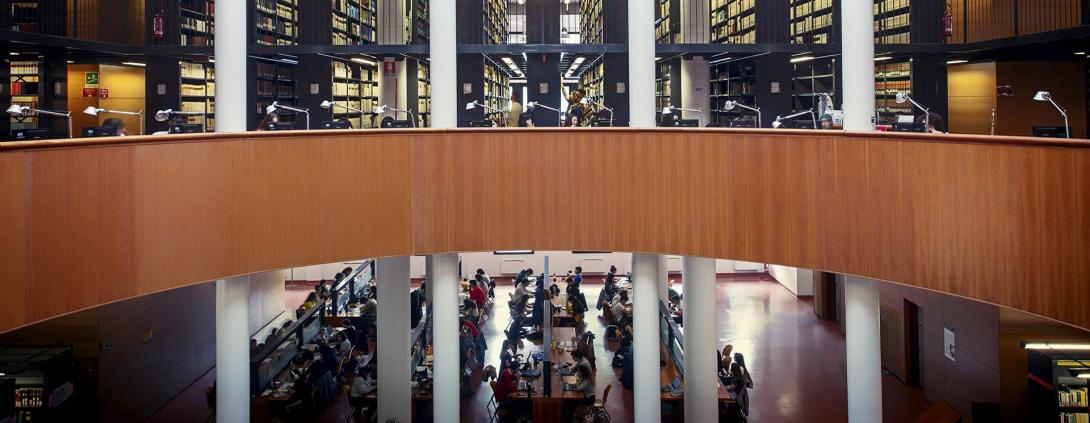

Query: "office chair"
left=487, top=381, right=498, bottom=422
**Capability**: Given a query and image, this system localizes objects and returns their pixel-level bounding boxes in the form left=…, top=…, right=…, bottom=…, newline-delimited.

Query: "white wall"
left=768, top=265, right=814, bottom=297
left=286, top=261, right=368, bottom=282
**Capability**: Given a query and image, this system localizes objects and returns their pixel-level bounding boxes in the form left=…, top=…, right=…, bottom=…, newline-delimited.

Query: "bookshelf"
left=332, top=0, right=376, bottom=45
left=790, top=0, right=835, bottom=44
left=255, top=0, right=298, bottom=45
left=411, top=0, right=430, bottom=44
left=417, top=61, right=431, bottom=127
left=580, top=0, right=604, bottom=44
left=254, top=59, right=299, bottom=125
left=180, top=61, right=216, bottom=131
left=873, top=0, right=909, bottom=44
left=180, top=0, right=215, bottom=46
left=710, top=58, right=758, bottom=125
left=579, top=59, right=605, bottom=110
left=9, top=59, right=41, bottom=131
left=331, top=59, right=379, bottom=129
left=874, top=58, right=911, bottom=124
left=711, top=0, right=756, bottom=44
left=655, top=59, right=675, bottom=113
left=1028, top=351, right=1090, bottom=423
left=485, top=0, right=508, bottom=44
left=483, top=61, right=510, bottom=116
left=11, top=1, right=39, bottom=32
left=791, top=57, right=837, bottom=112
left=655, top=0, right=678, bottom=43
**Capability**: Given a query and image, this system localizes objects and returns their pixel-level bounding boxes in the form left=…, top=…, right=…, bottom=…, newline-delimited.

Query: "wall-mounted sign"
left=383, top=61, right=397, bottom=77
left=82, top=88, right=99, bottom=97
left=997, top=85, right=1014, bottom=97
left=463, top=83, right=472, bottom=94
left=85, top=72, right=99, bottom=87
left=616, top=82, right=626, bottom=94
left=539, top=83, right=549, bottom=94
left=98, top=88, right=109, bottom=99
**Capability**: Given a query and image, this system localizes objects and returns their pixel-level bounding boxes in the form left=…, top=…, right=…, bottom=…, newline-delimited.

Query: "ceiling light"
left=1079, top=374, right=1090, bottom=379
left=1024, top=343, right=1090, bottom=350
left=1076, top=52, right=1086, bottom=56
left=66, top=60, right=74, bottom=64
left=351, top=57, right=376, bottom=66
left=9, top=52, right=18, bottom=56
left=874, top=56, right=893, bottom=61
left=946, top=59, right=968, bottom=65
left=790, top=56, right=815, bottom=63
left=122, top=62, right=146, bottom=67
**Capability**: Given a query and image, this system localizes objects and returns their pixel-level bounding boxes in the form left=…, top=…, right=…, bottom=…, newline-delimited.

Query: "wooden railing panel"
left=1, top=129, right=1088, bottom=333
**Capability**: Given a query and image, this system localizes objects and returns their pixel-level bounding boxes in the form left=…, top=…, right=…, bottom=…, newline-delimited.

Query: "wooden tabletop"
left=510, top=327, right=588, bottom=401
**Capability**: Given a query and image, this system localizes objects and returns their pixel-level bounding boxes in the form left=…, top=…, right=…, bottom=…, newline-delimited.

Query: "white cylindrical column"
left=213, top=0, right=245, bottom=132
left=682, top=257, right=717, bottom=423
left=429, top=0, right=456, bottom=128
left=841, top=0, right=876, bottom=130
left=215, top=276, right=250, bottom=423
left=657, top=255, right=669, bottom=304
left=628, top=0, right=655, bottom=127
left=631, top=253, right=662, bottom=423
left=377, top=256, right=412, bottom=423
left=845, top=276, right=883, bottom=423
left=425, top=255, right=436, bottom=307
left=430, top=253, right=460, bottom=423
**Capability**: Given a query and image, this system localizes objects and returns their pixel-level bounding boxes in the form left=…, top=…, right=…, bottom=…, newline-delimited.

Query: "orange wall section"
left=948, top=62, right=998, bottom=135
left=0, top=129, right=1088, bottom=334
left=66, top=64, right=100, bottom=132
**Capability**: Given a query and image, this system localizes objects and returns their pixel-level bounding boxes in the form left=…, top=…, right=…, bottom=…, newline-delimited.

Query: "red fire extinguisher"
left=943, top=2, right=954, bottom=38
left=153, top=0, right=165, bottom=40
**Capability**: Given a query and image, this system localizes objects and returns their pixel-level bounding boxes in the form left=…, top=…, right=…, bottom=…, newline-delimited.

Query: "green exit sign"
left=85, top=72, right=99, bottom=86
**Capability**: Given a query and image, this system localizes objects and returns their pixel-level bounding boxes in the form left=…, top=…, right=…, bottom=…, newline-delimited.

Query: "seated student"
left=667, top=280, right=680, bottom=303
left=360, top=289, right=378, bottom=323
left=495, top=358, right=519, bottom=401
left=349, top=365, right=378, bottom=421
left=611, top=289, right=632, bottom=326
left=316, top=279, right=331, bottom=301
left=510, top=279, right=532, bottom=305
left=284, top=359, right=314, bottom=414
left=567, top=283, right=589, bottom=326
left=102, top=117, right=127, bottom=136
left=726, top=362, right=751, bottom=418
left=469, top=278, right=487, bottom=308
left=476, top=268, right=494, bottom=298
left=517, top=112, right=535, bottom=127
left=302, top=292, right=318, bottom=311
left=463, top=298, right=481, bottom=322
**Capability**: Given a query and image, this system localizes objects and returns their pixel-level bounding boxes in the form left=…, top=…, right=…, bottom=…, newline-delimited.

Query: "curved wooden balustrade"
left=1, top=128, right=1088, bottom=333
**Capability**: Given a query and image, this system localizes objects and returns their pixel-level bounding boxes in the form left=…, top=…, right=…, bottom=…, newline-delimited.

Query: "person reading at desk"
left=567, top=350, right=596, bottom=418
left=348, top=365, right=378, bottom=421
left=611, top=290, right=632, bottom=326
left=476, top=268, right=494, bottom=298
left=469, top=278, right=487, bottom=308
left=495, top=358, right=519, bottom=405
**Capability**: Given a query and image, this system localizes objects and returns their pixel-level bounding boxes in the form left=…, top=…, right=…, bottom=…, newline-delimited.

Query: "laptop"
left=562, top=375, right=579, bottom=391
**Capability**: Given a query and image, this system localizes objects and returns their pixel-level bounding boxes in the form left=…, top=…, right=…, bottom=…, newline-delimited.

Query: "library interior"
left=1, top=0, right=1090, bottom=423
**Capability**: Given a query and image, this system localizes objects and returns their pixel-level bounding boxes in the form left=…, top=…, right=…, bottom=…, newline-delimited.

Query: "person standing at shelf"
left=507, top=91, right=523, bottom=127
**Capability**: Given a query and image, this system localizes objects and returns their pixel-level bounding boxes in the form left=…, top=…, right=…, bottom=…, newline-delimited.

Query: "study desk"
left=550, top=293, right=575, bottom=327
left=658, top=341, right=735, bottom=421
left=508, top=327, right=590, bottom=421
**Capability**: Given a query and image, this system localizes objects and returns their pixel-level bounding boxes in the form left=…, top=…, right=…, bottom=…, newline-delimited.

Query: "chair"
left=487, top=381, right=498, bottom=422
left=586, top=384, right=613, bottom=422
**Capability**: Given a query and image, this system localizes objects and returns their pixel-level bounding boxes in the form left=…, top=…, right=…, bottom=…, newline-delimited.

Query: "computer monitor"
left=169, top=124, right=203, bottom=134
left=322, top=120, right=352, bottom=129
left=1032, top=126, right=1072, bottom=138
left=382, top=119, right=414, bottom=128
left=675, top=119, right=699, bottom=127
left=81, top=126, right=119, bottom=138
left=726, top=119, right=756, bottom=128
left=266, top=122, right=295, bottom=131
left=11, top=128, right=52, bottom=140
left=777, top=120, right=815, bottom=129
left=893, top=122, right=927, bottom=133
left=468, top=120, right=492, bottom=127
left=590, top=119, right=613, bottom=127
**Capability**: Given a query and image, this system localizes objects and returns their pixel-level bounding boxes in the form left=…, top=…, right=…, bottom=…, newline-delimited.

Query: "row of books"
left=1061, top=387, right=1089, bottom=407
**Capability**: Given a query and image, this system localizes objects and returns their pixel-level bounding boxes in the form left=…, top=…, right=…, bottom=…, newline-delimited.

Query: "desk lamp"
left=1033, top=91, right=1070, bottom=138
left=895, top=93, right=930, bottom=130
left=772, top=109, right=817, bottom=129
left=375, top=104, right=417, bottom=128
left=660, top=105, right=704, bottom=127
left=721, top=101, right=760, bottom=128
left=581, top=98, right=614, bottom=127
left=84, top=106, right=144, bottom=135
left=7, top=104, right=73, bottom=138
left=266, top=101, right=310, bottom=130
